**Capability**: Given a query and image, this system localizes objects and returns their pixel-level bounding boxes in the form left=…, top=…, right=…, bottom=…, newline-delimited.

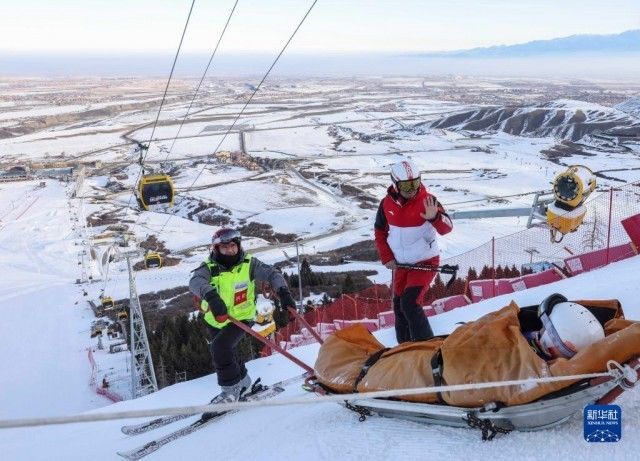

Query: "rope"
left=0, top=368, right=618, bottom=430
left=156, top=0, right=319, bottom=236
left=163, top=0, right=239, bottom=163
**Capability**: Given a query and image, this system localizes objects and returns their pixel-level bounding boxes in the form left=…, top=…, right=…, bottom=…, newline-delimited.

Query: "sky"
left=1, top=0, right=639, bottom=54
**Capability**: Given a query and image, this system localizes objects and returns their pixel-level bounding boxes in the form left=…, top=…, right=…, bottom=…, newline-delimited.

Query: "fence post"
left=491, top=237, right=496, bottom=297
left=355, top=295, right=359, bottom=319
left=606, top=187, right=614, bottom=266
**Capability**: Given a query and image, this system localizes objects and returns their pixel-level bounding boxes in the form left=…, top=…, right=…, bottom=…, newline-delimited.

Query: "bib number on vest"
left=233, top=282, right=249, bottom=305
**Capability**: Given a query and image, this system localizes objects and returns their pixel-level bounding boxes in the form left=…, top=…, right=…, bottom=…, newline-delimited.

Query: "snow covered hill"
left=1, top=78, right=639, bottom=460
left=616, top=97, right=640, bottom=119
left=430, top=99, right=640, bottom=141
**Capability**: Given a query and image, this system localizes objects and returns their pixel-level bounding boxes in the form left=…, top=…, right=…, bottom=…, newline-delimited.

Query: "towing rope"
left=1, top=362, right=635, bottom=430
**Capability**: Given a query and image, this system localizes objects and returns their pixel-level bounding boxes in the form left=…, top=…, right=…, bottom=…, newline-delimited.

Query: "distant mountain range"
left=419, top=29, right=640, bottom=58
left=428, top=99, right=640, bottom=141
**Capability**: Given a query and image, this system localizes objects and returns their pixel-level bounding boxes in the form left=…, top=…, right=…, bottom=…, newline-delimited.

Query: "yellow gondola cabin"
left=136, top=174, right=175, bottom=210
left=145, top=252, right=163, bottom=269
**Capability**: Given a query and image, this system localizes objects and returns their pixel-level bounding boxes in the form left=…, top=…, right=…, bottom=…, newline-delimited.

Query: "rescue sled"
left=310, top=297, right=640, bottom=439
left=338, top=356, right=639, bottom=439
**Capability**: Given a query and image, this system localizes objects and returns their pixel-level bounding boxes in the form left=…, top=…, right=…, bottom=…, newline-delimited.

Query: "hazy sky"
left=2, top=0, right=639, bottom=54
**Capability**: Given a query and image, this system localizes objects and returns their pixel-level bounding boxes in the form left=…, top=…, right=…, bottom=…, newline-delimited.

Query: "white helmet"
left=390, top=159, right=422, bottom=195
left=390, top=159, right=420, bottom=183
left=539, top=301, right=604, bottom=358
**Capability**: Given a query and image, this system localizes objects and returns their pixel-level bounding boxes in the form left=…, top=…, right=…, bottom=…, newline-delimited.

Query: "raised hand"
left=420, top=196, right=439, bottom=221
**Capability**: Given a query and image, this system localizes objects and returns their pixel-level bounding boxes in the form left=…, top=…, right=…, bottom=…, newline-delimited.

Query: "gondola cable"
left=163, top=0, right=240, bottom=163
left=131, top=0, right=239, bottom=268
left=156, top=0, right=319, bottom=236
left=126, top=0, right=196, bottom=211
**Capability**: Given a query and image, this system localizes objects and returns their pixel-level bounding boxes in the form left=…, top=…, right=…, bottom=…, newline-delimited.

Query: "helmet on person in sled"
left=538, top=293, right=604, bottom=359
left=390, top=159, right=421, bottom=198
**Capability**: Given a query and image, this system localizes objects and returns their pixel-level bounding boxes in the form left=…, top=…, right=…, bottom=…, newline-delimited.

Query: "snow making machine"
left=528, top=164, right=596, bottom=242
left=447, top=164, right=597, bottom=243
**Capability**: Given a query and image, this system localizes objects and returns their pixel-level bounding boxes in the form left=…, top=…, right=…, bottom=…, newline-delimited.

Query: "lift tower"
left=107, top=238, right=158, bottom=398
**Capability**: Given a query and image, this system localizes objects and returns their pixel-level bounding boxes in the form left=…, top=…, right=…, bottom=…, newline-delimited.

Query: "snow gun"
left=395, top=263, right=459, bottom=288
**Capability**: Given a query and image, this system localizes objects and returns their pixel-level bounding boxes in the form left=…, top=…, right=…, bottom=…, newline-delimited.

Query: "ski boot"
left=203, top=374, right=252, bottom=420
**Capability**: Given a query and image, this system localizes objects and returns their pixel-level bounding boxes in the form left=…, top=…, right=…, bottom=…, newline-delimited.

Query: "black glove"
left=204, top=290, right=228, bottom=322
left=277, top=287, right=297, bottom=312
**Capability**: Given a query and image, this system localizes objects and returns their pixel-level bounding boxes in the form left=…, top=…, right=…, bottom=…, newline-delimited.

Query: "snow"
left=1, top=178, right=640, bottom=460
left=1, top=81, right=639, bottom=459
left=0, top=181, right=111, bottom=420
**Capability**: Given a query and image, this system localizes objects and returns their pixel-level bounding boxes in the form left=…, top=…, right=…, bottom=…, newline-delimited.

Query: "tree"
left=478, top=265, right=493, bottom=279
left=582, top=216, right=606, bottom=251
left=300, top=258, right=317, bottom=286
left=342, top=274, right=355, bottom=293
left=428, top=274, right=446, bottom=302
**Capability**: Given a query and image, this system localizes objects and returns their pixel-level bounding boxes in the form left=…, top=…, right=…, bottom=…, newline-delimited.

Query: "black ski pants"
left=206, top=321, right=252, bottom=387
left=393, top=286, right=434, bottom=344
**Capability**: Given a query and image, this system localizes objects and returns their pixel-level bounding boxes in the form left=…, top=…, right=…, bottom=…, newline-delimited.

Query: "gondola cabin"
left=117, top=309, right=128, bottom=321
left=145, top=252, right=163, bottom=269
left=100, top=296, right=114, bottom=309
left=136, top=174, right=175, bottom=210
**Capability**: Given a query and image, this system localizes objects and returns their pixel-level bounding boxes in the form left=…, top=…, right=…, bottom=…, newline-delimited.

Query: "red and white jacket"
left=374, top=184, right=453, bottom=265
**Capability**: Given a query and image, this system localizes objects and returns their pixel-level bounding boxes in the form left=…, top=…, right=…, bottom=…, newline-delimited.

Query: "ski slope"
left=0, top=187, right=639, bottom=460
left=0, top=180, right=109, bottom=419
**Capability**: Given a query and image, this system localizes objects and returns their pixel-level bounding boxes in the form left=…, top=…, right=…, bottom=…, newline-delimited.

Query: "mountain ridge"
left=415, top=29, right=640, bottom=58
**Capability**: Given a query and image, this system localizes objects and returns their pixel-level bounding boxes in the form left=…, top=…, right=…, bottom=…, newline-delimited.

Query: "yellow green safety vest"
left=200, top=255, right=256, bottom=328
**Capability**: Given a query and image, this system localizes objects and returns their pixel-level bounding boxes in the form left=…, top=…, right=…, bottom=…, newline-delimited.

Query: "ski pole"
left=395, top=263, right=459, bottom=287
left=230, top=318, right=314, bottom=374
left=287, top=307, right=324, bottom=344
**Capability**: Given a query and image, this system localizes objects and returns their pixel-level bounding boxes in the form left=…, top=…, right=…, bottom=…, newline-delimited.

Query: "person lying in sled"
left=313, top=293, right=638, bottom=408
left=522, top=294, right=605, bottom=360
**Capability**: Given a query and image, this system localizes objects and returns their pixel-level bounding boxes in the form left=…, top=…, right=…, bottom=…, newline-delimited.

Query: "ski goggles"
left=212, top=229, right=241, bottom=245
left=396, top=178, right=421, bottom=193
left=540, top=313, right=577, bottom=359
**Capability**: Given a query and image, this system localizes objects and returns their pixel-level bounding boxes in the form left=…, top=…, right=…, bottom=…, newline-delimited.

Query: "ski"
left=121, top=414, right=190, bottom=436
left=117, top=385, right=284, bottom=460
left=120, top=372, right=308, bottom=436
left=117, top=373, right=310, bottom=460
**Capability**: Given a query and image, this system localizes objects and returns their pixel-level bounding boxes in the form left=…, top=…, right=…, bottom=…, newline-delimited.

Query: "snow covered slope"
left=430, top=99, right=640, bottom=141
left=616, top=97, right=640, bottom=119
left=1, top=251, right=639, bottom=460
left=0, top=180, right=110, bottom=419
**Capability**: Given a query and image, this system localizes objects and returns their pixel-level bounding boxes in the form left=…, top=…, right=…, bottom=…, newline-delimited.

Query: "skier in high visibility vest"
left=189, top=228, right=296, bottom=404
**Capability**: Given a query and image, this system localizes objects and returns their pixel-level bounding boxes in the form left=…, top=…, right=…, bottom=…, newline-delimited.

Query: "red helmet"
left=212, top=228, right=241, bottom=251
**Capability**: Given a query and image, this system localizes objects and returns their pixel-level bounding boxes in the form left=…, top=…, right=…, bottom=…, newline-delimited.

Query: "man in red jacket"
left=374, top=159, right=453, bottom=343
